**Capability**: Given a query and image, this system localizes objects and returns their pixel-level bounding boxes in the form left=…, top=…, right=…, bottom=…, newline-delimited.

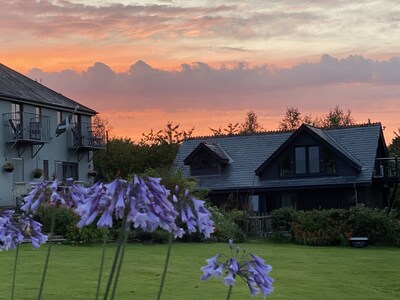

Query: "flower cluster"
left=57, top=176, right=213, bottom=238
left=0, top=210, right=47, bottom=250
left=6, top=176, right=214, bottom=250
left=201, top=240, right=274, bottom=298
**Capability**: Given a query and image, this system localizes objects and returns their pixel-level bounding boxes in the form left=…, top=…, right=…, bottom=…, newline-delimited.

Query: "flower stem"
left=156, top=232, right=173, bottom=300
left=37, top=205, right=56, bottom=300
left=95, top=229, right=108, bottom=300
left=226, top=285, right=233, bottom=300
left=110, top=222, right=130, bottom=300
left=103, top=212, right=128, bottom=300
left=11, top=243, right=19, bottom=300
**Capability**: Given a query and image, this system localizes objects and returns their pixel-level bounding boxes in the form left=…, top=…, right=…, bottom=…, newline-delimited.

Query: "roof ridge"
left=185, top=122, right=382, bottom=141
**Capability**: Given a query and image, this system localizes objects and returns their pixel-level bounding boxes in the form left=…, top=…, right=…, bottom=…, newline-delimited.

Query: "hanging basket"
left=3, top=163, right=14, bottom=173
left=33, top=168, right=43, bottom=178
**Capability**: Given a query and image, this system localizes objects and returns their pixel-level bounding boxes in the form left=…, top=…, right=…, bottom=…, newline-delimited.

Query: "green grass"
left=0, top=241, right=399, bottom=299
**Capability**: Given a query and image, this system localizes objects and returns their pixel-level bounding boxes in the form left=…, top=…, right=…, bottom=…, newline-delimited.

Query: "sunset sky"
left=2, top=0, right=400, bottom=143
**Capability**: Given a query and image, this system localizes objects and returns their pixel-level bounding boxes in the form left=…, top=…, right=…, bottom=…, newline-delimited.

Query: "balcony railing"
left=373, top=157, right=399, bottom=180
left=67, top=121, right=106, bottom=149
left=3, top=112, right=50, bottom=143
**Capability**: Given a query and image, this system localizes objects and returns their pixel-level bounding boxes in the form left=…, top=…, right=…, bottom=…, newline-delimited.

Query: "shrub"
left=271, top=207, right=297, bottom=231
left=348, top=206, right=400, bottom=245
left=37, top=204, right=79, bottom=236
left=291, top=209, right=350, bottom=246
left=290, top=207, right=400, bottom=246
left=37, top=204, right=103, bottom=244
left=208, top=206, right=246, bottom=242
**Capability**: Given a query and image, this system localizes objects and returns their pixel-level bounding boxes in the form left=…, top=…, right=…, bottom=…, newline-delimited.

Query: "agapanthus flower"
left=201, top=240, right=274, bottom=298
left=0, top=211, right=47, bottom=250
left=0, top=210, right=21, bottom=251
left=20, top=216, right=48, bottom=249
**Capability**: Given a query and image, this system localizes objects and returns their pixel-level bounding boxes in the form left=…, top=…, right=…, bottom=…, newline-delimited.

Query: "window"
left=57, top=111, right=62, bottom=125
left=279, top=150, right=291, bottom=176
left=43, top=160, right=49, bottom=180
left=295, top=146, right=320, bottom=174
left=295, top=147, right=306, bottom=174
left=35, top=107, right=41, bottom=120
left=54, top=161, right=78, bottom=181
left=190, top=153, right=220, bottom=176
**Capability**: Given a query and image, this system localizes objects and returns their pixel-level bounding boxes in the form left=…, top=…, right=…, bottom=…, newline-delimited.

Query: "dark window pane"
left=295, top=147, right=306, bottom=174
left=309, top=146, right=319, bottom=173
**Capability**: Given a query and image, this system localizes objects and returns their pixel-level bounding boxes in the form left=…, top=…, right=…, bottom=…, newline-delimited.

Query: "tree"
left=92, top=114, right=113, bottom=137
left=388, top=129, right=400, bottom=157
left=209, top=122, right=240, bottom=136
left=240, top=111, right=263, bottom=134
left=94, top=137, right=179, bottom=181
left=322, top=106, right=355, bottom=128
left=278, top=107, right=302, bottom=131
left=140, top=121, right=194, bottom=145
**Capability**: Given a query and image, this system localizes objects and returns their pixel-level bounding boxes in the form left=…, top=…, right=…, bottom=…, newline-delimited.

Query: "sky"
left=2, top=0, right=400, bottom=143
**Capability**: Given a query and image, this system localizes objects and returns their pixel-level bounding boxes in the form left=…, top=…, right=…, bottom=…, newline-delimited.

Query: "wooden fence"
left=243, top=214, right=272, bottom=237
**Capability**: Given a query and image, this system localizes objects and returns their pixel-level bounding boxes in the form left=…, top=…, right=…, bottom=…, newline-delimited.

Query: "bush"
left=37, top=204, right=103, bottom=244
left=348, top=206, right=400, bottom=245
left=208, top=206, right=246, bottom=242
left=37, top=204, right=79, bottom=236
left=291, top=209, right=350, bottom=246
left=271, top=207, right=297, bottom=231
left=289, top=206, right=400, bottom=246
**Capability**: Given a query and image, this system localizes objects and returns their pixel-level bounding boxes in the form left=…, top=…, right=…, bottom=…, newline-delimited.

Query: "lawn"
left=0, top=241, right=399, bottom=300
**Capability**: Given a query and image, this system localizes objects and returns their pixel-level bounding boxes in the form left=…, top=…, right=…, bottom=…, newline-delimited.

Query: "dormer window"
left=193, top=153, right=217, bottom=169
left=295, top=146, right=320, bottom=174
left=183, top=142, right=231, bottom=176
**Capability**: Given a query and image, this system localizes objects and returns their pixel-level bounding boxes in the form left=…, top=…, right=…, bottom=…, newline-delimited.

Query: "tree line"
left=93, top=105, right=367, bottom=180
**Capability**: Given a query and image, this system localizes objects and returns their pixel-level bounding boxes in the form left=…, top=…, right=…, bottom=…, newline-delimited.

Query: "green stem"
left=226, top=285, right=233, bottom=300
left=103, top=212, right=128, bottom=300
left=95, top=229, right=108, bottom=300
left=37, top=205, right=56, bottom=300
left=156, top=233, right=173, bottom=300
left=11, top=243, right=20, bottom=300
left=110, top=222, right=130, bottom=300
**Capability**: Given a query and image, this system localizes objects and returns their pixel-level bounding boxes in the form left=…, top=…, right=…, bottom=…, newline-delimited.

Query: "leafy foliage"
left=140, top=121, right=194, bottom=145
left=94, top=138, right=179, bottom=181
left=271, top=206, right=400, bottom=246
left=208, top=206, right=246, bottom=242
left=322, top=105, right=355, bottom=128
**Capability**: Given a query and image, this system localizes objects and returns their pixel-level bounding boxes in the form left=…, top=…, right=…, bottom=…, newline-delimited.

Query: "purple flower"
left=200, top=240, right=274, bottom=298
left=223, top=271, right=236, bottom=286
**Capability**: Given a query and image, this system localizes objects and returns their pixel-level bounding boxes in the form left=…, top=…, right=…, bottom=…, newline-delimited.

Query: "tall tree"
left=240, top=111, right=263, bottom=134
left=278, top=107, right=302, bottom=131
left=209, top=122, right=240, bottom=136
left=140, top=121, right=194, bottom=145
left=322, top=106, right=355, bottom=128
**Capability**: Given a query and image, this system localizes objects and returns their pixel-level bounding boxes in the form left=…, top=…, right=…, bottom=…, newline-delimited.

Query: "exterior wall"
left=1, top=101, right=94, bottom=206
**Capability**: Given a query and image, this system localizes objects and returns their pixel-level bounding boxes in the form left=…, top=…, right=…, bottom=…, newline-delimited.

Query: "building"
left=174, top=123, right=399, bottom=213
left=0, top=63, right=105, bottom=207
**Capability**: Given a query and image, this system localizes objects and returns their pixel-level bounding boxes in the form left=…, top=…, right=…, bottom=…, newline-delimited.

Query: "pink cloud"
left=25, top=54, right=400, bottom=143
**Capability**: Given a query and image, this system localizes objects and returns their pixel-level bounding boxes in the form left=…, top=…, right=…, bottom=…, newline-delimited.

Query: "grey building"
left=0, top=63, right=105, bottom=207
left=175, top=123, right=399, bottom=213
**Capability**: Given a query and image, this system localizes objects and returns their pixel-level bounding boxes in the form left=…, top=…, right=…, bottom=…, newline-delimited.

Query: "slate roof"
left=174, top=124, right=384, bottom=192
left=0, top=63, right=96, bottom=115
left=184, top=142, right=232, bottom=164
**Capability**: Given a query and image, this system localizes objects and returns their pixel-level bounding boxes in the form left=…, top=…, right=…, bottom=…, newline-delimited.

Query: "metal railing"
left=66, top=121, right=106, bottom=149
left=373, top=157, right=399, bottom=178
left=3, top=112, right=50, bottom=143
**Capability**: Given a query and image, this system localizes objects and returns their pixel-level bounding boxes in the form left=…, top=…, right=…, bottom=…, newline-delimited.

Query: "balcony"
left=3, top=112, right=50, bottom=157
left=67, top=121, right=106, bottom=159
left=3, top=112, right=51, bottom=143
left=373, top=157, right=400, bottom=183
